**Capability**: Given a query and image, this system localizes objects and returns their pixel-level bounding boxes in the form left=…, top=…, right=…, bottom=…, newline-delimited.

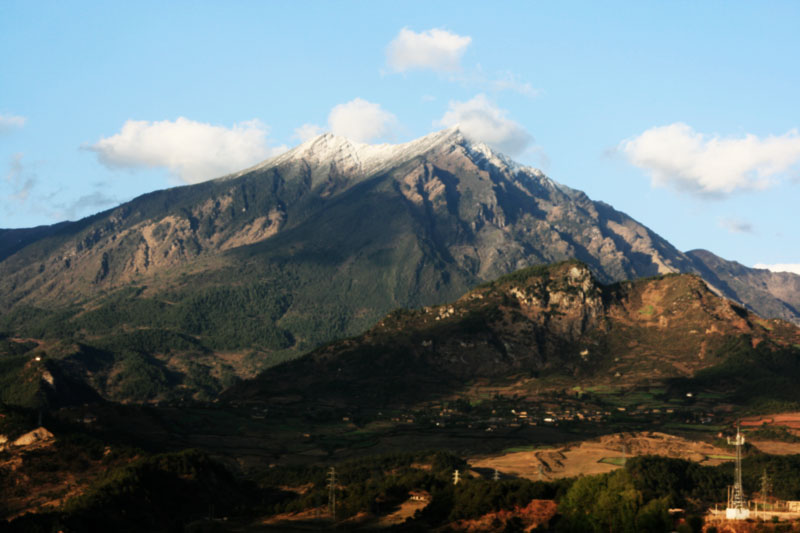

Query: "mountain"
left=1, top=127, right=799, bottom=402
left=687, top=249, right=800, bottom=323
left=0, top=127, right=692, bottom=305
left=230, top=261, right=800, bottom=408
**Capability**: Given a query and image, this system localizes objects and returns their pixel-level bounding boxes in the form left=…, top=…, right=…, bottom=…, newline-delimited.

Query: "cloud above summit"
left=294, top=98, right=398, bottom=144
left=436, top=94, right=532, bottom=156
left=620, top=123, right=800, bottom=197
left=753, top=263, right=800, bottom=276
left=328, top=98, right=398, bottom=142
left=87, top=117, right=287, bottom=184
left=386, top=28, right=471, bottom=73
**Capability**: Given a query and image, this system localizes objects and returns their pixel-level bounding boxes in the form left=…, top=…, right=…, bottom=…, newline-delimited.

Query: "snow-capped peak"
left=259, top=126, right=473, bottom=177
left=228, top=125, right=553, bottom=185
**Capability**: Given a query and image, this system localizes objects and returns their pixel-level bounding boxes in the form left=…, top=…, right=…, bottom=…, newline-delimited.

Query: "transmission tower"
left=493, top=469, right=500, bottom=482
left=453, top=469, right=461, bottom=485
left=761, top=468, right=772, bottom=515
left=327, top=467, right=337, bottom=522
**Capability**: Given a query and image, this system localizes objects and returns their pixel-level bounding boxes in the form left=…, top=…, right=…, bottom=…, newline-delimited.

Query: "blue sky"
left=2, top=1, right=799, bottom=273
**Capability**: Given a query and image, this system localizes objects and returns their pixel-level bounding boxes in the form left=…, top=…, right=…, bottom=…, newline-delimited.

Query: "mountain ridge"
left=1, top=128, right=799, bottom=402
left=231, top=261, right=800, bottom=409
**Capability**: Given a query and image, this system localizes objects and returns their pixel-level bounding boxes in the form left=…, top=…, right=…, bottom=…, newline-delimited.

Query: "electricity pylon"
left=327, top=467, right=337, bottom=522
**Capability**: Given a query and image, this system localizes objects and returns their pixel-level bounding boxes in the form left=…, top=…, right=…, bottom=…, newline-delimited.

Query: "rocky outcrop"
left=11, top=427, right=54, bottom=447
left=448, top=499, right=558, bottom=532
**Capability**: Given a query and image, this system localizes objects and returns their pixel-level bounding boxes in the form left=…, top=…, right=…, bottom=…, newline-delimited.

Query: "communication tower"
left=725, top=426, right=750, bottom=520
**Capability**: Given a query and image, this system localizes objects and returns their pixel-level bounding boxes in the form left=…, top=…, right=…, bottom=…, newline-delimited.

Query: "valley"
left=3, top=262, right=800, bottom=530
left=7, top=384, right=800, bottom=531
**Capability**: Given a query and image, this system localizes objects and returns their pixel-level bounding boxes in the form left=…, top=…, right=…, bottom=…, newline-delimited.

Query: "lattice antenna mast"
left=728, top=426, right=746, bottom=512
left=761, top=469, right=771, bottom=508
left=327, top=467, right=337, bottom=522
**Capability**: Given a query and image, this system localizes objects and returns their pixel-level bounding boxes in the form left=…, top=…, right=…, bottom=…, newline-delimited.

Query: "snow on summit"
left=232, top=126, right=550, bottom=186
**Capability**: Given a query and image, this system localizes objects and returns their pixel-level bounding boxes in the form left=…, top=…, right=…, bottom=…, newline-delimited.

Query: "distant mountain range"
left=1, top=127, right=799, bottom=402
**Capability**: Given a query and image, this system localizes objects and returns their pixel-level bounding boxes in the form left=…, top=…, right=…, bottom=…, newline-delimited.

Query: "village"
left=231, top=384, right=728, bottom=437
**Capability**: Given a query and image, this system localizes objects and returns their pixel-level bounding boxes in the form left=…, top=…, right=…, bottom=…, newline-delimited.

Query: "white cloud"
left=4, top=153, right=36, bottom=203
left=0, top=114, right=26, bottom=133
left=754, top=263, right=800, bottom=276
left=87, top=117, right=287, bottom=184
left=387, top=28, right=471, bottom=73
left=488, top=71, right=540, bottom=98
left=719, top=217, right=753, bottom=234
left=54, top=191, right=120, bottom=221
left=435, top=94, right=532, bottom=156
left=328, top=98, right=397, bottom=143
left=294, top=123, right=325, bottom=142
left=620, top=123, right=800, bottom=197
left=3, top=155, right=118, bottom=222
